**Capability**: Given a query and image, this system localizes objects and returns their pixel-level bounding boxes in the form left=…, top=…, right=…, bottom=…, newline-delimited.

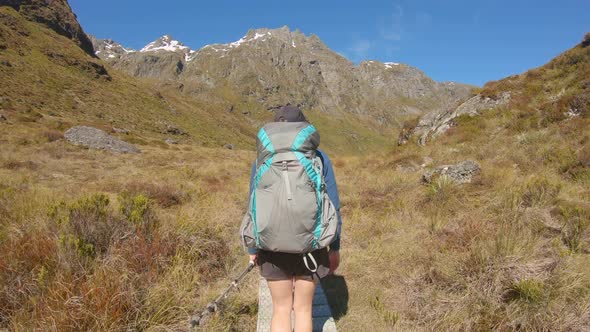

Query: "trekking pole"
left=189, top=261, right=256, bottom=329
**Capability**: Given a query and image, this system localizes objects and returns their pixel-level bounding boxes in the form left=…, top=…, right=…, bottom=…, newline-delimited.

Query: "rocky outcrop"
left=412, top=92, right=511, bottom=145
left=2, top=0, right=95, bottom=56
left=64, top=126, right=140, bottom=153
left=422, top=160, right=481, bottom=184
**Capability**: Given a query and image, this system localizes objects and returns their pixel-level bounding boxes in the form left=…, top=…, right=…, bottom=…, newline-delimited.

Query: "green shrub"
left=118, top=192, right=157, bottom=235
left=58, top=233, right=95, bottom=258
left=49, top=193, right=130, bottom=258
left=508, top=279, right=545, bottom=304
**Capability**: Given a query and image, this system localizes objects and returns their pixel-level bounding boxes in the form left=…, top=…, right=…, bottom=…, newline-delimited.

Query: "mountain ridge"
left=91, top=26, right=474, bottom=123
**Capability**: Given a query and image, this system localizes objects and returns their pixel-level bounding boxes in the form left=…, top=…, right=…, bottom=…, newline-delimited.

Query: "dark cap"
left=274, top=104, right=308, bottom=122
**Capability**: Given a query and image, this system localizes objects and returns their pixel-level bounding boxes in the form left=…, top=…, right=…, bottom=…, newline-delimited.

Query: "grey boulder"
left=422, top=160, right=480, bottom=184
left=64, top=126, right=140, bottom=153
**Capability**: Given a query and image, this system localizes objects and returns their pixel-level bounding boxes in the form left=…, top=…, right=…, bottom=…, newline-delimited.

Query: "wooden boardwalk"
left=256, top=278, right=338, bottom=332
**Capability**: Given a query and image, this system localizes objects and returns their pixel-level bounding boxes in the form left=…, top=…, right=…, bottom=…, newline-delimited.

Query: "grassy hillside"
left=334, top=106, right=589, bottom=330
left=0, top=6, right=392, bottom=154
left=480, top=33, right=590, bottom=124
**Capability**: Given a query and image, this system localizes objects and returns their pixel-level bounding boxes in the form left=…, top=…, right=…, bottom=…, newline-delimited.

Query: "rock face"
left=64, top=126, right=140, bottom=153
left=95, top=27, right=474, bottom=121
left=412, top=92, right=511, bottom=144
left=2, top=0, right=95, bottom=56
left=89, top=35, right=134, bottom=60
left=422, top=160, right=480, bottom=184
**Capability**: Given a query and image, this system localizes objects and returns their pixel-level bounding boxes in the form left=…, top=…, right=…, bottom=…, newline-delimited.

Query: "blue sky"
left=70, top=0, right=589, bottom=86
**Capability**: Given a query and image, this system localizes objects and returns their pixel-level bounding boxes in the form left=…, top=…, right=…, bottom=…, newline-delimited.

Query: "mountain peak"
left=140, top=35, right=190, bottom=53
left=360, top=60, right=405, bottom=69
left=229, top=30, right=272, bottom=47
left=89, top=35, right=135, bottom=60
left=202, top=26, right=310, bottom=52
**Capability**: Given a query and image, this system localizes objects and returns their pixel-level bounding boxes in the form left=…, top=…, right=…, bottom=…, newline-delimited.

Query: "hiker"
left=241, top=105, right=342, bottom=332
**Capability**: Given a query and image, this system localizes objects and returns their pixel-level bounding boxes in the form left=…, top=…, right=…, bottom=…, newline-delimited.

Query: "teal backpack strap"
left=251, top=128, right=275, bottom=247
left=291, top=124, right=323, bottom=249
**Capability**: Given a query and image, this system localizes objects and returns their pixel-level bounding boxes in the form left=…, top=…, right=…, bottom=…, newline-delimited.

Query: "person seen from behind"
left=240, top=104, right=342, bottom=332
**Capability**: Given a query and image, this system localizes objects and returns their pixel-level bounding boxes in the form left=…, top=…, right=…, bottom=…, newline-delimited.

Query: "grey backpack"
left=240, top=122, right=338, bottom=253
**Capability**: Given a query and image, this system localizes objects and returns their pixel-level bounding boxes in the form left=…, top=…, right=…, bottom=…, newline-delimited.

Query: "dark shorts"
left=258, top=248, right=330, bottom=281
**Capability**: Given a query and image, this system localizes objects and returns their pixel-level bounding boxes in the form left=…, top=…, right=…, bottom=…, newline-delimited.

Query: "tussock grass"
left=1, top=105, right=589, bottom=331
left=326, top=95, right=590, bottom=330
left=0, top=138, right=257, bottom=330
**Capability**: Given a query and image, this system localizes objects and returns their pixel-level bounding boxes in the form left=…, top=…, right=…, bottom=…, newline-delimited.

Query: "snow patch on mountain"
left=185, top=50, right=197, bottom=62
left=199, top=31, right=274, bottom=53
left=229, top=31, right=271, bottom=48
left=365, top=61, right=402, bottom=69
left=141, top=35, right=190, bottom=53
left=93, top=38, right=136, bottom=59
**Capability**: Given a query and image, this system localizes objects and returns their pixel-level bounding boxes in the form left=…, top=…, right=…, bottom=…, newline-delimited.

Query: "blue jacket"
left=247, top=149, right=342, bottom=254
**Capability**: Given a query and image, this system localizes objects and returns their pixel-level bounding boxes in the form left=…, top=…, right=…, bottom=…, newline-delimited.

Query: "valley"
left=1, top=1, right=589, bottom=331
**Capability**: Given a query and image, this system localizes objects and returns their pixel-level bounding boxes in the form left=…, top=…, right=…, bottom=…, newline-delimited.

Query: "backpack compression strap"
left=251, top=128, right=275, bottom=247
left=292, top=124, right=323, bottom=249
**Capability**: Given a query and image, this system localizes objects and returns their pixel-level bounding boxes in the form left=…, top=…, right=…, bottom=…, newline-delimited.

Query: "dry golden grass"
left=328, top=105, right=590, bottom=331
left=0, top=124, right=260, bottom=331
left=2, top=100, right=590, bottom=331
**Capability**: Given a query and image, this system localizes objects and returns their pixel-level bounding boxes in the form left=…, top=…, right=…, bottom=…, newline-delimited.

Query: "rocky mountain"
left=1, top=0, right=95, bottom=56
left=93, top=27, right=474, bottom=123
left=0, top=1, right=392, bottom=154
left=2, top=0, right=474, bottom=152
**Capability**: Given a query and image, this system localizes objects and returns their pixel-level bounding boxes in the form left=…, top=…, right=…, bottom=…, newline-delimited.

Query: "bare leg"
left=267, top=279, right=294, bottom=332
left=292, top=277, right=317, bottom=332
